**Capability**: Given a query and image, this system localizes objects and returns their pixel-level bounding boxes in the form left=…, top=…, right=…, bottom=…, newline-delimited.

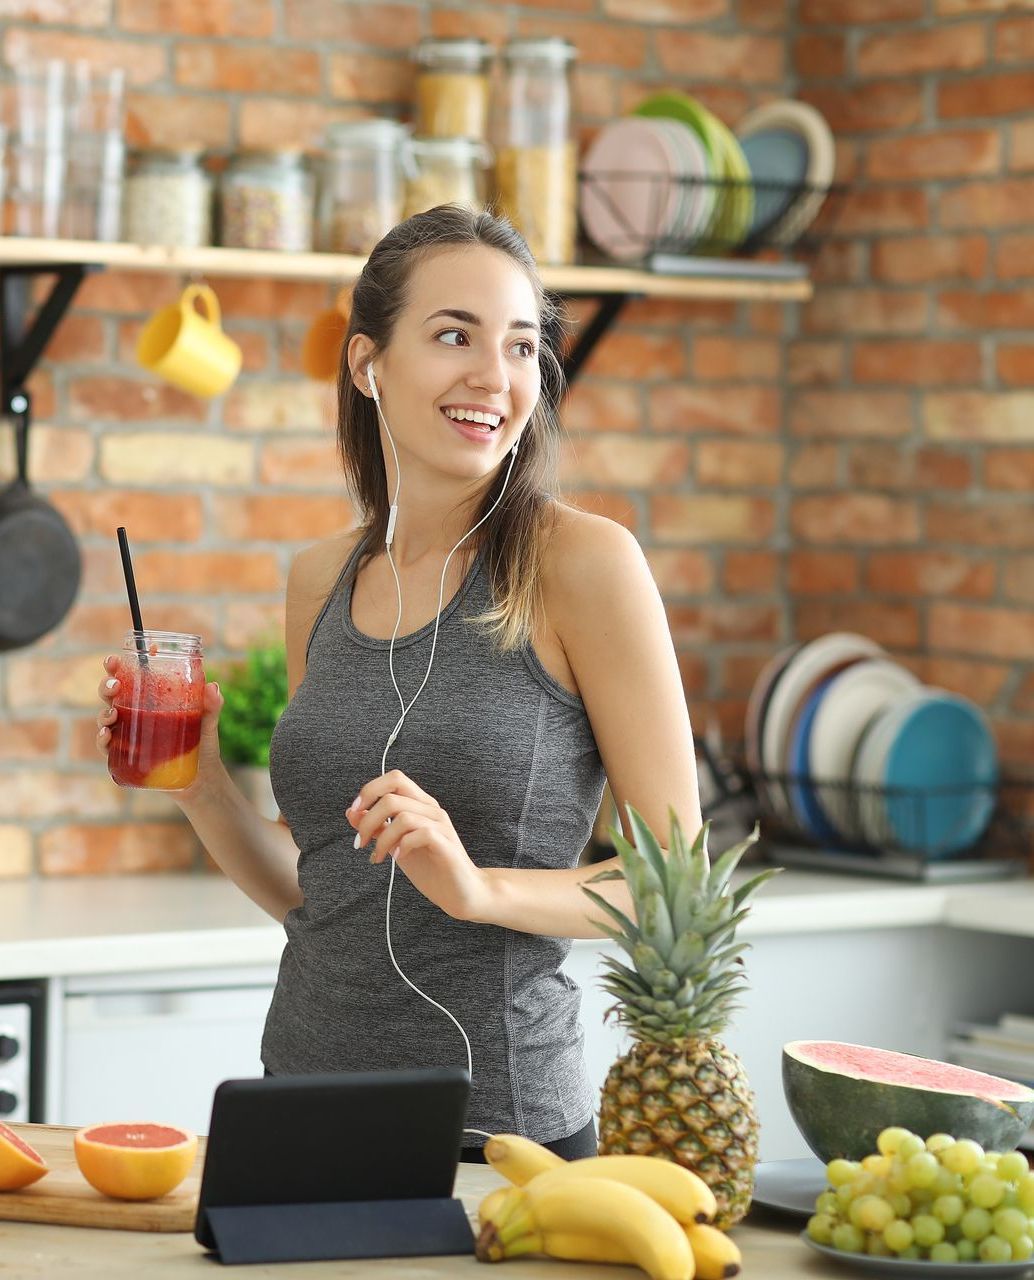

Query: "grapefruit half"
left=74, top=1122, right=197, bottom=1200
left=0, top=1121, right=49, bottom=1190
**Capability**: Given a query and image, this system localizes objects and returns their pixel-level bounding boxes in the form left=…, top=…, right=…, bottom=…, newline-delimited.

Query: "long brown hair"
left=337, top=205, right=567, bottom=653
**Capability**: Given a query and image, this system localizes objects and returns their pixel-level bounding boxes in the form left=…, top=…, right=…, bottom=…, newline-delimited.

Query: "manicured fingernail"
left=350, top=794, right=362, bottom=812
left=105, top=678, right=118, bottom=690
left=212, top=682, right=220, bottom=695
left=353, top=832, right=361, bottom=850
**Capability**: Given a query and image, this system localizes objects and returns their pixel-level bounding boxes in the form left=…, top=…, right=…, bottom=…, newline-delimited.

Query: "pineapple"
left=582, top=807, right=778, bottom=1229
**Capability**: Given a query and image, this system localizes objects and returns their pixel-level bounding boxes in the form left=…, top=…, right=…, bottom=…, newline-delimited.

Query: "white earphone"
left=358, top=360, right=522, bottom=1143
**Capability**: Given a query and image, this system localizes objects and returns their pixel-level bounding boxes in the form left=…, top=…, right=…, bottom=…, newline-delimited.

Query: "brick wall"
left=0, top=0, right=1030, bottom=877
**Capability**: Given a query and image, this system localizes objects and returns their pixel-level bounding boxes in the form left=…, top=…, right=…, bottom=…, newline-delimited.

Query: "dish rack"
left=697, top=745, right=1034, bottom=882
left=576, top=171, right=847, bottom=261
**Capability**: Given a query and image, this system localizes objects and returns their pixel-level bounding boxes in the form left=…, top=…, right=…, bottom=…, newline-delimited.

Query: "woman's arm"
left=473, top=513, right=702, bottom=939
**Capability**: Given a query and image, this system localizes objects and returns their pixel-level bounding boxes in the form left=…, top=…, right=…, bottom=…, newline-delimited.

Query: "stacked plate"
left=744, top=634, right=999, bottom=859
left=734, top=99, right=835, bottom=246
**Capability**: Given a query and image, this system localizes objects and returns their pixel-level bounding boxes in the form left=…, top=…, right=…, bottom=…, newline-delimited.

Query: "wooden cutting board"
left=0, top=1123, right=205, bottom=1232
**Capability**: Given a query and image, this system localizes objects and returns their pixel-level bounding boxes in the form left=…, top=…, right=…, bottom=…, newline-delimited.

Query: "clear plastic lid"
left=502, top=37, right=577, bottom=66
left=324, top=119, right=410, bottom=152
left=414, top=37, right=493, bottom=71
left=227, top=148, right=311, bottom=172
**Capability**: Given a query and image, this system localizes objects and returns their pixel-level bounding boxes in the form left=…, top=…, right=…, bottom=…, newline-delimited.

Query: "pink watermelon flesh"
left=794, top=1040, right=1034, bottom=1101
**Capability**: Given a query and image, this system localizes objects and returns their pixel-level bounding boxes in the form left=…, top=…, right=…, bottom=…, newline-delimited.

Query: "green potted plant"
left=213, top=639, right=288, bottom=820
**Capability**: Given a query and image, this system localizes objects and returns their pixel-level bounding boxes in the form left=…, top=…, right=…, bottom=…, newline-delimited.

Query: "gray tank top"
left=263, top=532, right=607, bottom=1144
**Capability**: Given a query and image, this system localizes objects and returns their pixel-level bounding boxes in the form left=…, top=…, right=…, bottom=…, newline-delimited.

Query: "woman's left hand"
left=348, top=769, right=492, bottom=923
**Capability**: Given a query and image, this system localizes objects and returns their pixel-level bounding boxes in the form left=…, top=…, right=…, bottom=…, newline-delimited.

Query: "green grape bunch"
left=806, top=1125, right=1034, bottom=1264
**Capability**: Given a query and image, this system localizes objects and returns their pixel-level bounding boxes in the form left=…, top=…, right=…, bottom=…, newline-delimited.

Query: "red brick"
left=858, top=23, right=986, bottom=76
left=622, top=297, right=737, bottom=328
left=651, top=494, right=775, bottom=543
left=995, top=15, right=1034, bottom=61
left=133, top=550, right=282, bottom=594
left=282, top=0, right=418, bottom=45
left=516, top=16, right=647, bottom=68
left=791, top=494, right=920, bottom=544
left=39, top=823, right=198, bottom=875
left=125, top=92, right=231, bottom=149
left=913, top=656, right=1009, bottom=705
left=695, top=440, right=783, bottom=487
left=744, top=302, right=787, bottom=337
left=929, top=602, right=1034, bottom=660
left=46, top=315, right=106, bottom=363
left=655, top=30, right=784, bottom=81
left=941, top=178, right=1034, bottom=230
left=723, top=551, right=779, bottom=595
left=74, top=270, right=181, bottom=314
left=847, top=443, right=913, bottom=490
left=811, top=241, right=867, bottom=286
left=1003, top=555, right=1034, bottom=604
left=259, top=439, right=342, bottom=488
left=916, top=448, right=973, bottom=490
left=223, top=602, right=287, bottom=650
left=618, top=81, right=751, bottom=125
left=564, top=491, right=639, bottom=531
left=582, top=331, right=686, bottom=379
left=574, top=69, right=618, bottom=120
left=788, top=550, right=859, bottom=594
left=119, top=0, right=274, bottom=36
left=801, top=82, right=923, bottom=133
left=834, top=187, right=930, bottom=235
left=866, top=552, right=995, bottom=599
left=429, top=7, right=510, bottom=39
left=63, top=602, right=216, bottom=647
left=795, top=33, right=847, bottom=78
left=927, top=500, right=1034, bottom=549
left=738, top=0, right=789, bottom=28
left=676, top=652, right=709, bottom=698
left=176, top=43, right=319, bottom=94
left=995, top=720, right=1034, bottom=766
left=721, top=653, right=773, bottom=697
left=562, top=381, right=643, bottom=432
left=692, top=336, right=780, bottom=381
left=788, top=341, right=845, bottom=386
left=559, top=436, right=692, bottom=487
left=937, top=289, right=1034, bottom=331
left=790, top=390, right=912, bottom=438
left=789, top=443, right=839, bottom=486
left=0, top=424, right=93, bottom=485
left=985, top=449, right=1034, bottom=489
left=867, top=129, right=1000, bottom=182
left=329, top=53, right=412, bottom=104
left=70, top=376, right=206, bottom=423
left=665, top=603, right=780, bottom=644
left=2, top=28, right=166, bottom=84
left=1015, top=671, right=1034, bottom=712
left=925, top=392, right=1034, bottom=442
left=939, top=72, right=1034, bottom=120
left=800, top=0, right=922, bottom=21
left=238, top=98, right=364, bottom=150
left=996, top=234, right=1034, bottom=278
left=0, top=771, right=121, bottom=820
left=50, top=491, right=203, bottom=541
left=208, top=278, right=330, bottom=321
left=853, top=340, right=981, bottom=385
left=796, top=599, right=921, bottom=649
left=4, top=0, right=107, bottom=22
left=997, top=345, right=1034, bottom=386
left=1011, top=121, right=1034, bottom=171
left=0, top=720, right=60, bottom=762
left=602, top=0, right=727, bottom=17
left=214, top=495, right=352, bottom=542
left=872, top=234, right=988, bottom=283
left=643, top=549, right=715, bottom=595
left=648, top=385, right=781, bottom=434
left=804, top=288, right=928, bottom=335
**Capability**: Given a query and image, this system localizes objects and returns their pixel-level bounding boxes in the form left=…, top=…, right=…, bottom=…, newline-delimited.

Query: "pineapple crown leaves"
left=581, top=804, right=781, bottom=1041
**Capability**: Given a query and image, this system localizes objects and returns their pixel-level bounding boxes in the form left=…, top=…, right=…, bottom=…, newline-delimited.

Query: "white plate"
left=851, top=691, right=937, bottom=845
left=745, top=644, right=801, bottom=815
left=802, top=1234, right=1034, bottom=1277
left=736, top=99, right=836, bottom=245
left=751, top=1156, right=826, bottom=1218
left=649, top=117, right=713, bottom=245
left=808, top=659, right=921, bottom=840
left=761, top=633, right=884, bottom=820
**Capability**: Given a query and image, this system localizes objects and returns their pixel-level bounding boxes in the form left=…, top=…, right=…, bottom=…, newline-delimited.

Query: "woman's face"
left=358, top=245, right=542, bottom=476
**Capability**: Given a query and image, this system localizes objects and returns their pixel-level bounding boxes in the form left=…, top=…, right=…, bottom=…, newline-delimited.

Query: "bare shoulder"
left=540, top=503, right=647, bottom=621
left=284, top=527, right=363, bottom=693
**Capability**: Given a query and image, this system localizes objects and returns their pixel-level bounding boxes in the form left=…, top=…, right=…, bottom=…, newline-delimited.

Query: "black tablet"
left=194, top=1066, right=471, bottom=1261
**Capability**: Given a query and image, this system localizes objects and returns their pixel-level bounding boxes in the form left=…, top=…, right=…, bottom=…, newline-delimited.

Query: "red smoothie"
left=108, top=648, right=204, bottom=790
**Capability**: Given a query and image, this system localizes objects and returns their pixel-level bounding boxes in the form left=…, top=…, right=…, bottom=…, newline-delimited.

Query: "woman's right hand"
left=95, top=656, right=227, bottom=802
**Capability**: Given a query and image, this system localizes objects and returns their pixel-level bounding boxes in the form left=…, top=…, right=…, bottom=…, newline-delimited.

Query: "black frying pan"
left=0, top=409, right=81, bottom=650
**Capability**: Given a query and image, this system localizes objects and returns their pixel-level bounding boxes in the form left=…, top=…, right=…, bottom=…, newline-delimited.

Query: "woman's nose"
left=467, top=354, right=509, bottom=395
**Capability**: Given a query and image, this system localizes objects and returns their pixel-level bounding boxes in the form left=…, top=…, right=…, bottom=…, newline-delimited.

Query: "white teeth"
left=444, top=407, right=502, bottom=428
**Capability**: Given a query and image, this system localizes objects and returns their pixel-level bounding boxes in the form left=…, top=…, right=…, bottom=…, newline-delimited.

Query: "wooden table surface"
left=0, top=1161, right=857, bottom=1279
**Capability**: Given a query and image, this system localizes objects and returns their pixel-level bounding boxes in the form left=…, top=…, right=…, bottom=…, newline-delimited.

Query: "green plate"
left=635, top=91, right=754, bottom=251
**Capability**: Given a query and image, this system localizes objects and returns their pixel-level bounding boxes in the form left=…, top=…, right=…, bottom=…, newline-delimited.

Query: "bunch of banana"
left=477, top=1134, right=743, bottom=1280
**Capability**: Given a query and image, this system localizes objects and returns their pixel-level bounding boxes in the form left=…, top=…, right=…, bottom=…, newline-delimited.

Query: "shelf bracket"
left=0, top=263, right=93, bottom=411
left=556, top=291, right=632, bottom=386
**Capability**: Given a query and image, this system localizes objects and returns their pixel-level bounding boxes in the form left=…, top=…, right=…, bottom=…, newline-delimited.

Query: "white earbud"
left=366, top=362, right=380, bottom=403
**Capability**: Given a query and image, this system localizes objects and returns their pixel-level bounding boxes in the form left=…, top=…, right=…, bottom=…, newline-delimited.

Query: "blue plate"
left=738, top=127, right=809, bottom=238
left=788, top=678, right=841, bottom=845
left=881, top=692, right=998, bottom=858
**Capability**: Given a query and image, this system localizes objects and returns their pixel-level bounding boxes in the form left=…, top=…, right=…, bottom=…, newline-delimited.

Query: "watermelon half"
left=783, top=1040, right=1034, bottom=1161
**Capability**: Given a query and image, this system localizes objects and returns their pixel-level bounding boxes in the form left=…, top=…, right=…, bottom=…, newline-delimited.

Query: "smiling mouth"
left=441, top=407, right=506, bottom=433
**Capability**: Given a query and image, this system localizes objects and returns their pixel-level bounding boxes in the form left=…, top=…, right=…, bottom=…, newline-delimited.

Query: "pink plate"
left=580, top=117, right=682, bottom=262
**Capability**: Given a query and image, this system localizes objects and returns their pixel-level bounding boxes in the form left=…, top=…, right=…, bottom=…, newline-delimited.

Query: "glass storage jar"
left=218, top=148, right=315, bottom=251
left=494, top=37, right=578, bottom=265
left=402, top=136, right=491, bottom=220
left=413, top=37, right=493, bottom=141
left=316, top=119, right=407, bottom=255
left=123, top=147, right=212, bottom=247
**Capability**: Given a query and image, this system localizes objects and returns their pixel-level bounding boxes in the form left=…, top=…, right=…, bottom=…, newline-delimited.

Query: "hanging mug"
left=301, top=286, right=351, bottom=382
left=136, top=283, right=242, bottom=397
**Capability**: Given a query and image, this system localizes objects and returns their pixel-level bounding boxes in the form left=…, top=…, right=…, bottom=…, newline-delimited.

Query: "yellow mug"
left=136, top=284, right=242, bottom=398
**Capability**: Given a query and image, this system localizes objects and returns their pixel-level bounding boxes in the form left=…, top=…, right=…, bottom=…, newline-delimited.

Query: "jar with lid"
left=123, top=147, right=213, bottom=247
left=413, top=37, right=493, bottom=141
left=218, top=149, right=315, bottom=251
left=494, top=37, right=578, bottom=265
left=316, top=119, right=407, bottom=255
left=402, top=136, right=492, bottom=220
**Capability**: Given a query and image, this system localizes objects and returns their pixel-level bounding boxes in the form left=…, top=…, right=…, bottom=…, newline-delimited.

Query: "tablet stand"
left=204, top=1196, right=475, bottom=1265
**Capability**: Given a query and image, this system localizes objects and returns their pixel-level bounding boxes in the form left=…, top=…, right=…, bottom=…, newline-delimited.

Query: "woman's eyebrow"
left=424, top=307, right=540, bottom=334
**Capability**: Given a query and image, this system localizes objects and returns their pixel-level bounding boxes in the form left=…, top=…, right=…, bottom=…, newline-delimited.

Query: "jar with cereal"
left=218, top=148, right=315, bottom=252
left=401, top=137, right=491, bottom=220
left=316, top=119, right=407, bottom=255
left=494, top=37, right=578, bottom=265
left=123, top=147, right=213, bottom=248
left=413, top=37, right=493, bottom=141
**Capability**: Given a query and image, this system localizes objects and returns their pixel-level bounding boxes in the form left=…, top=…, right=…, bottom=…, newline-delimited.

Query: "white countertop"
left=0, top=865, right=1032, bottom=981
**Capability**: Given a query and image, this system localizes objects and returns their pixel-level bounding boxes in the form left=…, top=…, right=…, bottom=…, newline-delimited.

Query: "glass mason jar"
left=123, top=146, right=213, bottom=248
left=316, top=119, right=408, bottom=255
left=413, top=37, right=493, bottom=141
left=401, top=136, right=492, bottom=220
left=108, top=631, right=205, bottom=792
left=218, top=148, right=315, bottom=251
left=494, top=37, right=578, bottom=265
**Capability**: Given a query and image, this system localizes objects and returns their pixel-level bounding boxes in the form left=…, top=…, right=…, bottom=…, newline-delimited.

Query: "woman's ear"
left=346, top=334, right=376, bottom=396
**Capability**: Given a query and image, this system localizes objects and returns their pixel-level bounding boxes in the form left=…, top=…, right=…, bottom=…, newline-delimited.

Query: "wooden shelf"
left=0, top=236, right=813, bottom=302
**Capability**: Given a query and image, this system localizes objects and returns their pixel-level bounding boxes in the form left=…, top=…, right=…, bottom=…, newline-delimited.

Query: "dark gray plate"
left=802, top=1235, right=1034, bottom=1277
left=752, top=1156, right=827, bottom=1217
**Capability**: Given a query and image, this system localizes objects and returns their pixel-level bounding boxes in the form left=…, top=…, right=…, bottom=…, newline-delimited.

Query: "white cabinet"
left=59, top=965, right=278, bottom=1134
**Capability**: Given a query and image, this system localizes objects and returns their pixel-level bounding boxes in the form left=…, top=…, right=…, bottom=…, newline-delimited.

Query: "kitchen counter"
left=1, top=865, right=1033, bottom=980
left=0, top=1161, right=840, bottom=1278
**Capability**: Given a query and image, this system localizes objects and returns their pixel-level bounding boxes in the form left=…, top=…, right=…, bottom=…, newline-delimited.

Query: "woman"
left=95, top=206, right=701, bottom=1161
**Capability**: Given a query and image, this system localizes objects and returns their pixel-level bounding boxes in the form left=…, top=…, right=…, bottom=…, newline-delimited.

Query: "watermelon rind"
left=783, top=1039, right=1034, bottom=1162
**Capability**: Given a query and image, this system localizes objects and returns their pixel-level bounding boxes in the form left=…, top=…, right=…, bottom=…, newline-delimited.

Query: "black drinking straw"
left=116, top=526, right=149, bottom=670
